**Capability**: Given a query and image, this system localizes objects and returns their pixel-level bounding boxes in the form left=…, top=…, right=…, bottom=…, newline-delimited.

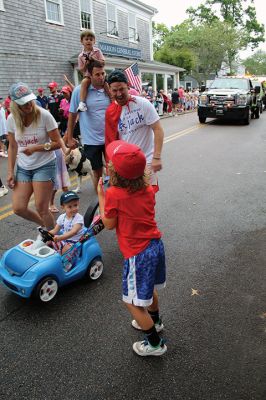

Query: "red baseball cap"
left=4, top=97, right=11, bottom=108
left=106, top=140, right=146, bottom=179
left=48, top=81, right=58, bottom=89
left=61, top=85, right=72, bottom=94
left=37, top=87, right=44, bottom=92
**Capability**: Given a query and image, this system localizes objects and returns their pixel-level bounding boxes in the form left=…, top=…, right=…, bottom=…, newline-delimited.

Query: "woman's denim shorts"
left=16, top=159, right=56, bottom=183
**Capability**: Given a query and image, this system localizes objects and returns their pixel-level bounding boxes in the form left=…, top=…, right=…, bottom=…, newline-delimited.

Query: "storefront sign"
left=99, top=42, right=141, bottom=59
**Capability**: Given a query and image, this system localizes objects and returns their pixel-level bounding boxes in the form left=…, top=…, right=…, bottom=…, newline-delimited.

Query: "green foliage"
left=152, top=0, right=264, bottom=79
left=187, top=0, right=265, bottom=49
left=186, top=4, right=218, bottom=24
left=152, top=22, right=170, bottom=53
left=155, top=45, right=196, bottom=73
left=242, top=50, right=266, bottom=75
left=153, top=19, right=242, bottom=80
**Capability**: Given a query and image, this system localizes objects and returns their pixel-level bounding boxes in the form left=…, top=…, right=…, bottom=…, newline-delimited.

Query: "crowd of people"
left=140, top=86, right=200, bottom=116
left=0, top=28, right=200, bottom=357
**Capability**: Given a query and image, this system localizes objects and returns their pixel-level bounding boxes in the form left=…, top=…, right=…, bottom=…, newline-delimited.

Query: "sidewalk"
left=160, top=109, right=196, bottom=119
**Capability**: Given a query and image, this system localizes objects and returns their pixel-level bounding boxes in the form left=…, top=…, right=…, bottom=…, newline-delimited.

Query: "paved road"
left=0, top=112, right=266, bottom=400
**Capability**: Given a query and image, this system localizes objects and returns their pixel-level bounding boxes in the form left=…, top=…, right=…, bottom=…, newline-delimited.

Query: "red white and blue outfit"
left=104, top=185, right=166, bottom=306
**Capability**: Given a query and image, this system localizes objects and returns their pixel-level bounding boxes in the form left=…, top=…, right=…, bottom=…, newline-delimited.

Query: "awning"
left=69, top=54, right=185, bottom=75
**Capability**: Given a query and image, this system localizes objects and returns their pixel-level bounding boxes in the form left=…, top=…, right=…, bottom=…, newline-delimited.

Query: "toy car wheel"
left=87, top=257, right=104, bottom=280
left=34, top=277, right=58, bottom=302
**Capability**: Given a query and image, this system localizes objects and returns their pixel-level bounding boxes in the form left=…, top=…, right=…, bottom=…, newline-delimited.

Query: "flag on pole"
left=124, top=63, right=142, bottom=94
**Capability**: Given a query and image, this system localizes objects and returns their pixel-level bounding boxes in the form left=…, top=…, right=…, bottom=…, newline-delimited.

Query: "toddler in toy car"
left=49, top=191, right=85, bottom=254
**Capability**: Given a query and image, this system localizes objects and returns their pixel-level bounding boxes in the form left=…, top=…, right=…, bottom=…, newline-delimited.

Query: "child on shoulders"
left=77, top=29, right=109, bottom=112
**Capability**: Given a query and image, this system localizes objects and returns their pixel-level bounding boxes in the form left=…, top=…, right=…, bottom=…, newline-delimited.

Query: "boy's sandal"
left=49, top=205, right=59, bottom=213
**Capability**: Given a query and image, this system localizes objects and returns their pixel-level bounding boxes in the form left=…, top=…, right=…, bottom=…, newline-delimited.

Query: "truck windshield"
left=210, top=78, right=249, bottom=90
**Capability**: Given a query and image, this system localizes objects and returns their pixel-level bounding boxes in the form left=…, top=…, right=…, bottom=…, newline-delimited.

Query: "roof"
left=69, top=54, right=185, bottom=73
left=125, top=0, right=157, bottom=14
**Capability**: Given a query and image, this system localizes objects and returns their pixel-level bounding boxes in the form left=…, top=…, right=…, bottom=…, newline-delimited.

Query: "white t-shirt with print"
left=117, top=96, right=160, bottom=163
left=56, top=212, right=85, bottom=242
left=7, top=107, right=57, bottom=170
left=0, top=107, right=7, bottom=136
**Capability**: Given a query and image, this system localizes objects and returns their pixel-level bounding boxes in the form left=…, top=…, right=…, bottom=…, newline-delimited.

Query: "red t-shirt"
left=104, top=185, right=161, bottom=259
left=178, top=88, right=184, bottom=98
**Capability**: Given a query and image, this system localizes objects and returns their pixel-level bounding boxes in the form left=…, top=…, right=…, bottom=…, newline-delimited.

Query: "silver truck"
left=198, top=77, right=260, bottom=125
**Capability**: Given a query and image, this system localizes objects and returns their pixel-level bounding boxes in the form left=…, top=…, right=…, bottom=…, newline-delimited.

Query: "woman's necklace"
left=23, top=113, right=34, bottom=127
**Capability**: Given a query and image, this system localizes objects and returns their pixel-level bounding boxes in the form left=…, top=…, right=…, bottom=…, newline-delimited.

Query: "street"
left=0, top=111, right=266, bottom=400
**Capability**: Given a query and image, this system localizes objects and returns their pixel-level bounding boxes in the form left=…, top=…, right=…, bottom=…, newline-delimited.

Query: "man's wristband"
left=153, top=156, right=161, bottom=160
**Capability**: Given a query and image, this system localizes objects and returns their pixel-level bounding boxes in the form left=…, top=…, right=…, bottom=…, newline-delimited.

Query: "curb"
left=160, top=110, right=197, bottom=119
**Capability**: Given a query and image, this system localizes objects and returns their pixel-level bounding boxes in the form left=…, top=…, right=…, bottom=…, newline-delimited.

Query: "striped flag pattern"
left=124, top=63, right=142, bottom=94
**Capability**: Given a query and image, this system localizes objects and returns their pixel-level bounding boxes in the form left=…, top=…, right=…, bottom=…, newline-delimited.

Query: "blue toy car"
left=0, top=203, right=104, bottom=303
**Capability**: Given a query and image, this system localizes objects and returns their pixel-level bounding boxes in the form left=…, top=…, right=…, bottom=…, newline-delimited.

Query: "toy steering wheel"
left=38, top=227, right=54, bottom=242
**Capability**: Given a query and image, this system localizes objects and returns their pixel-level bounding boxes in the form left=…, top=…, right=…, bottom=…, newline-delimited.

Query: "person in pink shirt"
left=178, top=86, right=185, bottom=112
left=128, top=86, right=140, bottom=96
left=77, top=29, right=107, bottom=112
left=4, top=96, right=11, bottom=119
left=59, top=86, right=72, bottom=135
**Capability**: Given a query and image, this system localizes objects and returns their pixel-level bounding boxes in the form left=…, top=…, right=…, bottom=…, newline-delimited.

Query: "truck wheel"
left=243, top=109, right=251, bottom=125
left=255, top=108, right=260, bottom=119
left=199, top=116, right=206, bottom=124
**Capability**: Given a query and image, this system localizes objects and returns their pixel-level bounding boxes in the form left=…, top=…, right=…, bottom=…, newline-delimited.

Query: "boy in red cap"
left=97, top=140, right=167, bottom=356
left=36, top=87, right=48, bottom=109
left=47, top=82, right=63, bottom=125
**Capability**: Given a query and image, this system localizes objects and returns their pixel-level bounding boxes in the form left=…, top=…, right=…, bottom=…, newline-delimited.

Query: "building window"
left=128, top=12, right=136, bottom=42
left=0, top=0, right=5, bottom=11
left=107, top=3, right=118, bottom=36
left=45, top=0, right=64, bottom=25
left=80, top=0, right=92, bottom=30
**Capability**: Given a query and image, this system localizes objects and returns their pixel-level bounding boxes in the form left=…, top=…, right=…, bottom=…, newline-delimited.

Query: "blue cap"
left=60, top=191, right=80, bottom=205
left=9, top=82, right=36, bottom=105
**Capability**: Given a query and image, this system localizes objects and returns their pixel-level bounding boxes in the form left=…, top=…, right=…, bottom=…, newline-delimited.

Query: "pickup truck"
left=198, top=77, right=260, bottom=125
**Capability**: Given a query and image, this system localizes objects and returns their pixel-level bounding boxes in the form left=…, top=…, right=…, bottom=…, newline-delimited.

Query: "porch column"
left=74, top=67, right=79, bottom=86
left=173, top=74, right=177, bottom=89
left=176, top=72, right=180, bottom=88
left=163, top=74, right=167, bottom=92
left=153, top=73, right=157, bottom=93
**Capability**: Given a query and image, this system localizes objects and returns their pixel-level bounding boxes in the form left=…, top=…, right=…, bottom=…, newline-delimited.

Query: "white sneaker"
left=72, top=187, right=81, bottom=193
left=133, top=339, right=167, bottom=356
left=77, top=102, right=87, bottom=112
left=0, top=151, right=8, bottom=158
left=131, top=319, right=164, bottom=333
left=0, top=186, right=8, bottom=197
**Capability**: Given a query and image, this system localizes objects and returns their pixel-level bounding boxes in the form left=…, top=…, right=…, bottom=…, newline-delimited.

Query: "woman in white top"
left=7, top=82, right=61, bottom=230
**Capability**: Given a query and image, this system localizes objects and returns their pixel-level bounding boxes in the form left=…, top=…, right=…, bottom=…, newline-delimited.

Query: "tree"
left=187, top=0, right=265, bottom=50
left=154, top=20, right=241, bottom=81
left=242, top=50, right=266, bottom=75
left=152, top=22, right=170, bottom=53
left=155, top=45, right=196, bottom=76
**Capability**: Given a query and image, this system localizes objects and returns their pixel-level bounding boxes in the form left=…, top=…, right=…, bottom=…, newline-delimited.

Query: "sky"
left=144, top=0, right=266, bottom=57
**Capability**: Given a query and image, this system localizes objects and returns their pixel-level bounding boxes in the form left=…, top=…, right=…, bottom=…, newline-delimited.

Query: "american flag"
left=124, top=63, right=142, bottom=94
